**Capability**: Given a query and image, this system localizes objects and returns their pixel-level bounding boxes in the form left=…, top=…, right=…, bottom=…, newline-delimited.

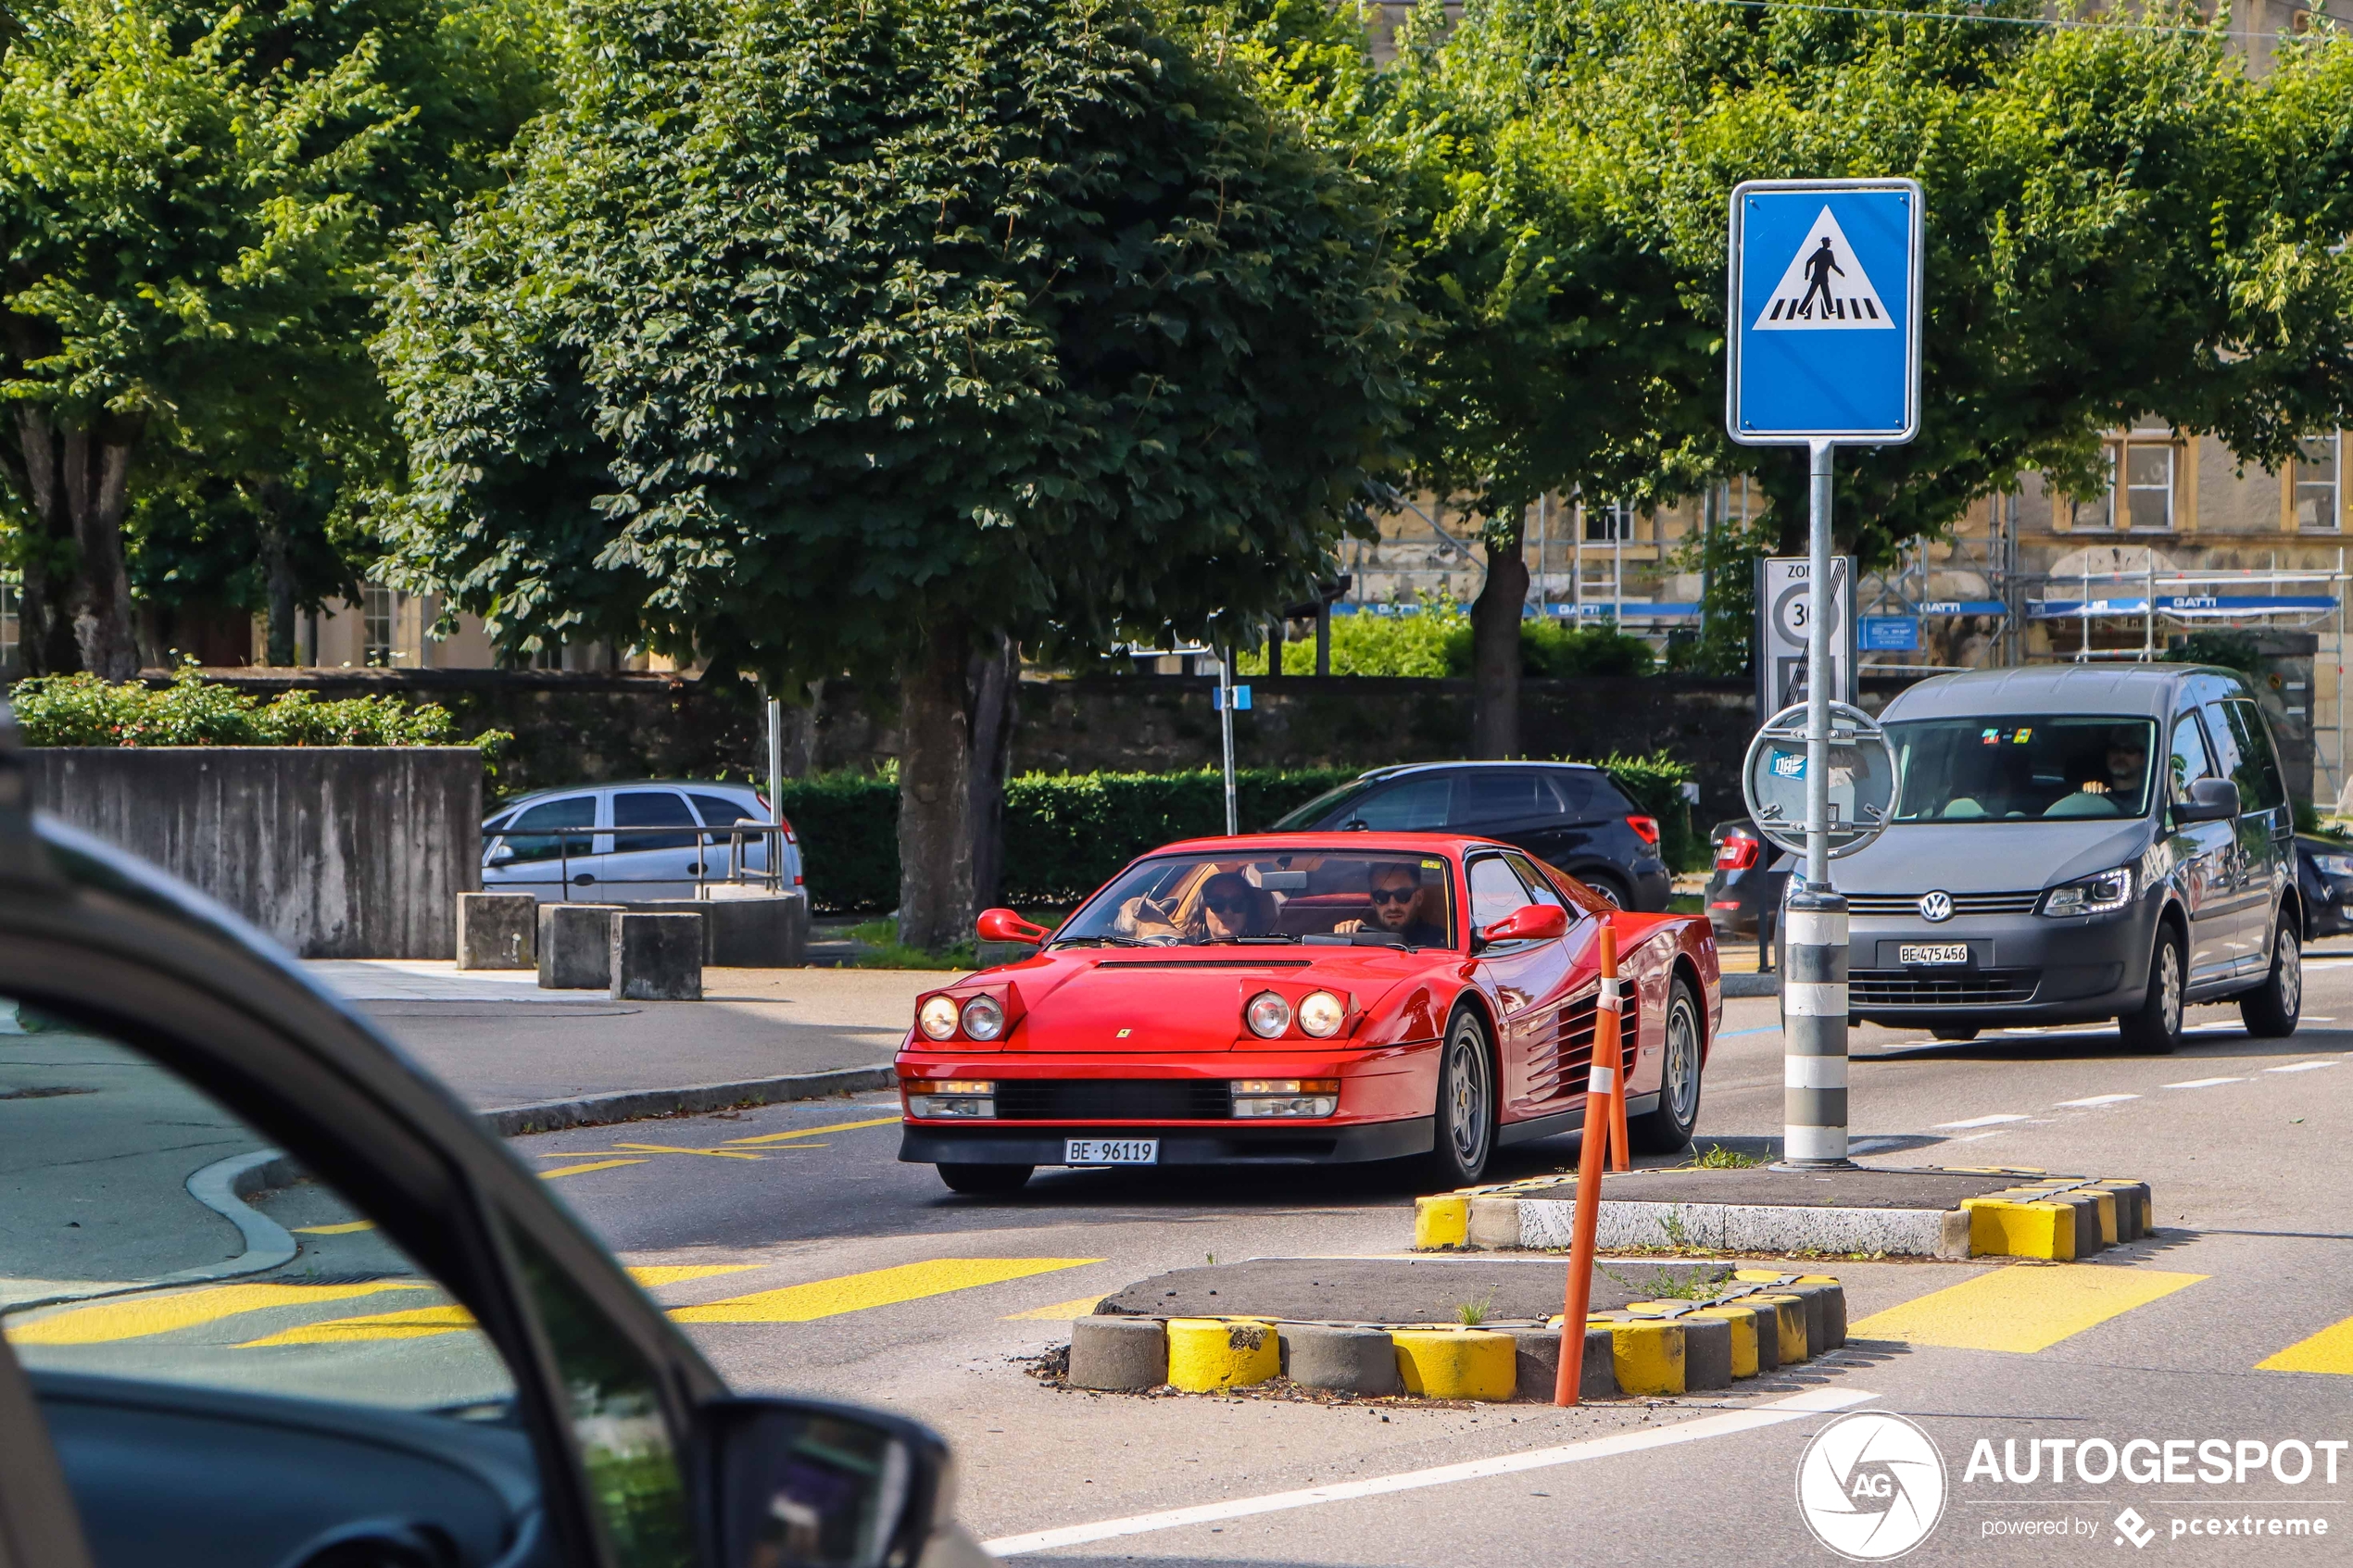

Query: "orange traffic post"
left=1554, top=916, right=1619, bottom=1405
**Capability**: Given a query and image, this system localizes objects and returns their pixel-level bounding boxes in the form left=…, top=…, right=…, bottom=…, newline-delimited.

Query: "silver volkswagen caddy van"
left=1831, top=664, right=2301, bottom=1053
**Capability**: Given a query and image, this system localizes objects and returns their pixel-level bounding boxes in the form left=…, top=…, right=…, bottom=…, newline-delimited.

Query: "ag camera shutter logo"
left=1796, top=1411, right=1947, bottom=1561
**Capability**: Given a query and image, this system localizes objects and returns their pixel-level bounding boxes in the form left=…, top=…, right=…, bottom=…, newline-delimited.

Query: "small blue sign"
left=1728, top=180, right=1922, bottom=444
left=1214, top=684, right=1252, bottom=711
left=1770, top=751, right=1806, bottom=780
left=1860, top=616, right=1920, bottom=651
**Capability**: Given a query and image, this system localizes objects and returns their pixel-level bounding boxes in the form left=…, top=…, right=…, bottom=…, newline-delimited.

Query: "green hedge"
left=782, top=756, right=1702, bottom=914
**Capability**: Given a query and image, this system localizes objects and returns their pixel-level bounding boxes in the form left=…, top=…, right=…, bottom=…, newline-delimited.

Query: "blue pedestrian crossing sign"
left=1727, top=179, right=1923, bottom=445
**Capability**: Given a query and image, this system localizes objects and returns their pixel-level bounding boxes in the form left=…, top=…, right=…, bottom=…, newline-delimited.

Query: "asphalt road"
left=501, top=959, right=2353, bottom=1567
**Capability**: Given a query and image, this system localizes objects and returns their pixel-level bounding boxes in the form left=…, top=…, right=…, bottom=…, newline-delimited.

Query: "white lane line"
left=982, top=1387, right=1877, bottom=1557
left=2057, top=1093, right=2140, bottom=1108
left=2161, top=1076, right=2246, bottom=1090
left=1935, top=1113, right=2030, bottom=1129
left=2267, top=1061, right=2339, bottom=1073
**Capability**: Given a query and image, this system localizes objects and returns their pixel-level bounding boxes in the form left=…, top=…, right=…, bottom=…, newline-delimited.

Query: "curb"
left=482, top=1064, right=897, bottom=1136
left=1417, top=1173, right=2154, bottom=1261
left=1062, top=1271, right=1845, bottom=1402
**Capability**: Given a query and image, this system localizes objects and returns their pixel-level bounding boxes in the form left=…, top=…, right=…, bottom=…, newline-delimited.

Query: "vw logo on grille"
left=1918, top=891, right=1955, bottom=923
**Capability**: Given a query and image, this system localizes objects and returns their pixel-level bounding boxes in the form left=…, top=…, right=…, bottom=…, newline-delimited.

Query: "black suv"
left=1267, top=761, right=1671, bottom=909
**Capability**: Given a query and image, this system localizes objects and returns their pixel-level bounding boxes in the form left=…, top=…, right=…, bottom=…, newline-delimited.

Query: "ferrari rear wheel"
left=1426, top=1008, right=1496, bottom=1188
left=937, top=1162, right=1032, bottom=1195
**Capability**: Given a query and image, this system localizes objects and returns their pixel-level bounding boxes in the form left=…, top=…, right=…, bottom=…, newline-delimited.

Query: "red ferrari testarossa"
left=896, top=833, right=1721, bottom=1193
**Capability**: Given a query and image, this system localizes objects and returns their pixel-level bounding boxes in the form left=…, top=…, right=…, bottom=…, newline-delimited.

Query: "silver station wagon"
left=1830, top=664, right=2301, bottom=1053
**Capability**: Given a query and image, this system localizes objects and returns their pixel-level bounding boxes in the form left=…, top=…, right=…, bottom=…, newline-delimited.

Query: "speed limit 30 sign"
left=1754, top=555, right=1856, bottom=718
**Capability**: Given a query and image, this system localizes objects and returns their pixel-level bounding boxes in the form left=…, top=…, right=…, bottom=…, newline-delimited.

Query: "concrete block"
left=1794, top=1277, right=1847, bottom=1349
left=1681, top=1313, right=1734, bottom=1391
left=1414, top=1194, right=1468, bottom=1249
left=1965, top=1197, right=2073, bottom=1260
left=1467, top=1195, right=1524, bottom=1249
left=623, top=893, right=807, bottom=967
left=1069, top=1317, right=1166, bottom=1390
left=610, top=912, right=703, bottom=1001
left=1694, top=1307, right=1760, bottom=1378
left=1752, top=1294, right=1810, bottom=1363
left=1166, top=1319, right=1279, bottom=1391
left=457, top=893, right=537, bottom=970
left=2096, top=1180, right=2152, bottom=1240
left=1504, top=1327, right=1559, bottom=1399
left=1390, top=1330, right=1516, bottom=1401
left=1581, top=1324, right=1617, bottom=1399
left=538, top=904, right=621, bottom=989
left=1604, top=1321, right=1685, bottom=1397
left=1282, top=1324, right=1403, bottom=1395
left=1782, top=1284, right=1831, bottom=1353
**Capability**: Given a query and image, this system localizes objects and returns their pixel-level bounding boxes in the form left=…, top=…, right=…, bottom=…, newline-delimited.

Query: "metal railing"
left=481, top=822, right=790, bottom=898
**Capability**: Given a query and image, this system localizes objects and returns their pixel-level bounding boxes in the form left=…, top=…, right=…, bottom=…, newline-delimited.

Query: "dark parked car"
left=2296, top=834, right=2353, bottom=941
left=1266, top=761, right=1672, bottom=909
left=0, top=722, right=979, bottom=1568
left=1704, top=818, right=1793, bottom=962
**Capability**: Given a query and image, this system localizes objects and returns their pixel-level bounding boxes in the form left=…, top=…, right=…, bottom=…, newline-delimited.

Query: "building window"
left=1584, top=501, right=1635, bottom=541
left=362, top=584, right=396, bottom=667
left=2295, top=433, right=2340, bottom=532
left=2120, top=438, right=2174, bottom=531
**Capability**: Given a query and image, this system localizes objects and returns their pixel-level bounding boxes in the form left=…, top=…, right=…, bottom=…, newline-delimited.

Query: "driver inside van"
left=2080, top=727, right=2150, bottom=802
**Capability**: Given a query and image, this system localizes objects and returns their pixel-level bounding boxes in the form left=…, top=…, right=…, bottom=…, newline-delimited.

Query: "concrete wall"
left=22, top=747, right=482, bottom=959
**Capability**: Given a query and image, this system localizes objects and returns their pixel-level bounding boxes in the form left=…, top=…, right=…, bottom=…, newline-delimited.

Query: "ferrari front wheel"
left=1426, top=1008, right=1496, bottom=1188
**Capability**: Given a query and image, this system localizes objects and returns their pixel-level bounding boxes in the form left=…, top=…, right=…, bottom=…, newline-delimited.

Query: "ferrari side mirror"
left=975, top=908, right=1051, bottom=944
left=1477, top=904, right=1568, bottom=946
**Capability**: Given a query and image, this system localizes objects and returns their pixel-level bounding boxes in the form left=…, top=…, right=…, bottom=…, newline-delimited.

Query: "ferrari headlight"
left=2041, top=866, right=2134, bottom=918
left=907, top=1079, right=994, bottom=1118
left=961, top=995, right=1006, bottom=1041
left=1297, top=990, right=1346, bottom=1038
left=1245, top=991, right=1293, bottom=1038
left=1230, top=1079, right=1340, bottom=1118
left=917, top=996, right=960, bottom=1040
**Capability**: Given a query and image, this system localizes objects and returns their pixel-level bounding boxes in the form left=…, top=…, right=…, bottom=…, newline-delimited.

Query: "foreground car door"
left=1464, top=853, right=1572, bottom=1119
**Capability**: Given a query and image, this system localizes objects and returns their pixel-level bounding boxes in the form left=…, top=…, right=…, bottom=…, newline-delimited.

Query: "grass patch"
left=1454, top=1294, right=1494, bottom=1326
left=848, top=919, right=975, bottom=972
left=1686, top=1143, right=1765, bottom=1170
left=1667, top=892, right=1705, bottom=916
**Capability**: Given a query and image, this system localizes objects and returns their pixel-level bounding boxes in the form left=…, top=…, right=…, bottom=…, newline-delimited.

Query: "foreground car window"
left=1889, top=716, right=2159, bottom=822
left=0, top=996, right=516, bottom=1415
left=1057, top=851, right=1457, bottom=948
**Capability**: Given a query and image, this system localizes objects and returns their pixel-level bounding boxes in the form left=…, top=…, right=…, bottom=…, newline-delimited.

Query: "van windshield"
left=1889, top=716, right=2159, bottom=823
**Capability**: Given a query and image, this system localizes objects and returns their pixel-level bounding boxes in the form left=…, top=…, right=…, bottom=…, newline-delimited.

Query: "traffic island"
left=1038, top=1255, right=1852, bottom=1405
left=1412, top=1165, right=2154, bottom=1261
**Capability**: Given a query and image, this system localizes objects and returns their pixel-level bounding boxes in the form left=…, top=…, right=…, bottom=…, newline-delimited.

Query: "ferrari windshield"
left=1055, top=851, right=1459, bottom=949
left=1889, top=716, right=2159, bottom=823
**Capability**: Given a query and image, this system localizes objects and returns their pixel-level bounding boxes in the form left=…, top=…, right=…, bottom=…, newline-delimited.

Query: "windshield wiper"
left=1051, top=935, right=1145, bottom=948
left=1202, top=935, right=1302, bottom=945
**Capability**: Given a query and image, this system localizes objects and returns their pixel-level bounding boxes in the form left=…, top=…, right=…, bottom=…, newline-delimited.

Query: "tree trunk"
left=3, top=406, right=143, bottom=679
left=966, top=633, right=1020, bottom=910
left=1470, top=521, right=1528, bottom=759
left=896, top=621, right=975, bottom=952
left=256, top=483, right=297, bottom=667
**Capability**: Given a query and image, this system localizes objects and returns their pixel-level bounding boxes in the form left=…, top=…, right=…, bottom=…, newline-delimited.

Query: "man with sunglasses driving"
left=1335, top=861, right=1449, bottom=947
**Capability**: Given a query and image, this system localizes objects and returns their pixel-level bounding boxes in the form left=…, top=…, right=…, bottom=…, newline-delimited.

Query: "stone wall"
left=22, top=746, right=482, bottom=959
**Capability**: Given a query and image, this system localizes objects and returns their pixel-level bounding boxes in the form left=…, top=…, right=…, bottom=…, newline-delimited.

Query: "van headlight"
left=2041, top=866, right=2133, bottom=917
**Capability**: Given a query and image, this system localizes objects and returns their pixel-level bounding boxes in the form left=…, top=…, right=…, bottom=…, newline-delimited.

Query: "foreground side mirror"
left=1477, top=903, right=1569, bottom=947
left=975, top=908, right=1050, bottom=944
left=2172, top=777, right=2241, bottom=826
left=704, top=1396, right=959, bottom=1568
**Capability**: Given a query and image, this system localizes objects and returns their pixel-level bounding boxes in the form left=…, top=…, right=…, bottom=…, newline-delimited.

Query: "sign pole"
left=1218, top=646, right=1239, bottom=836
left=1785, top=438, right=1852, bottom=1169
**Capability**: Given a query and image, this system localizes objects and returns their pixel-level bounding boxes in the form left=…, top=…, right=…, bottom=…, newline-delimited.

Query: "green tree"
left=379, top=0, right=1411, bottom=947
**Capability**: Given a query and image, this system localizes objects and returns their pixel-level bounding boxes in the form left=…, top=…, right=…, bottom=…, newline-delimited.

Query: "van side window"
left=2169, top=711, right=2218, bottom=803
left=2199, top=699, right=2248, bottom=806
left=2219, top=699, right=2286, bottom=811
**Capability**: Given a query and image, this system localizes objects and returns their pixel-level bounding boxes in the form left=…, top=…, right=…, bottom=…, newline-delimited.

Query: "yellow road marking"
left=1004, top=1295, right=1107, bottom=1322
left=1850, top=1265, right=2205, bottom=1354
left=541, top=1159, right=648, bottom=1179
left=294, top=1221, right=377, bottom=1235
left=673, top=1259, right=1099, bottom=1324
left=725, top=1117, right=900, bottom=1146
left=627, top=1265, right=761, bottom=1287
left=2259, top=1315, right=2353, bottom=1374
left=610, top=1143, right=765, bottom=1160
left=241, top=1304, right=476, bottom=1347
left=7, top=1282, right=429, bottom=1347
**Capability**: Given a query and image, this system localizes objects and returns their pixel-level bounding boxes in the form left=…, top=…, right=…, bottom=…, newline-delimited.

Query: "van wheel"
left=2240, top=922, right=2302, bottom=1039
left=2118, top=926, right=2184, bottom=1055
left=937, top=1163, right=1031, bottom=1195
left=1930, top=1026, right=1979, bottom=1042
left=1425, top=1008, right=1495, bottom=1187
left=1630, top=978, right=1705, bottom=1154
